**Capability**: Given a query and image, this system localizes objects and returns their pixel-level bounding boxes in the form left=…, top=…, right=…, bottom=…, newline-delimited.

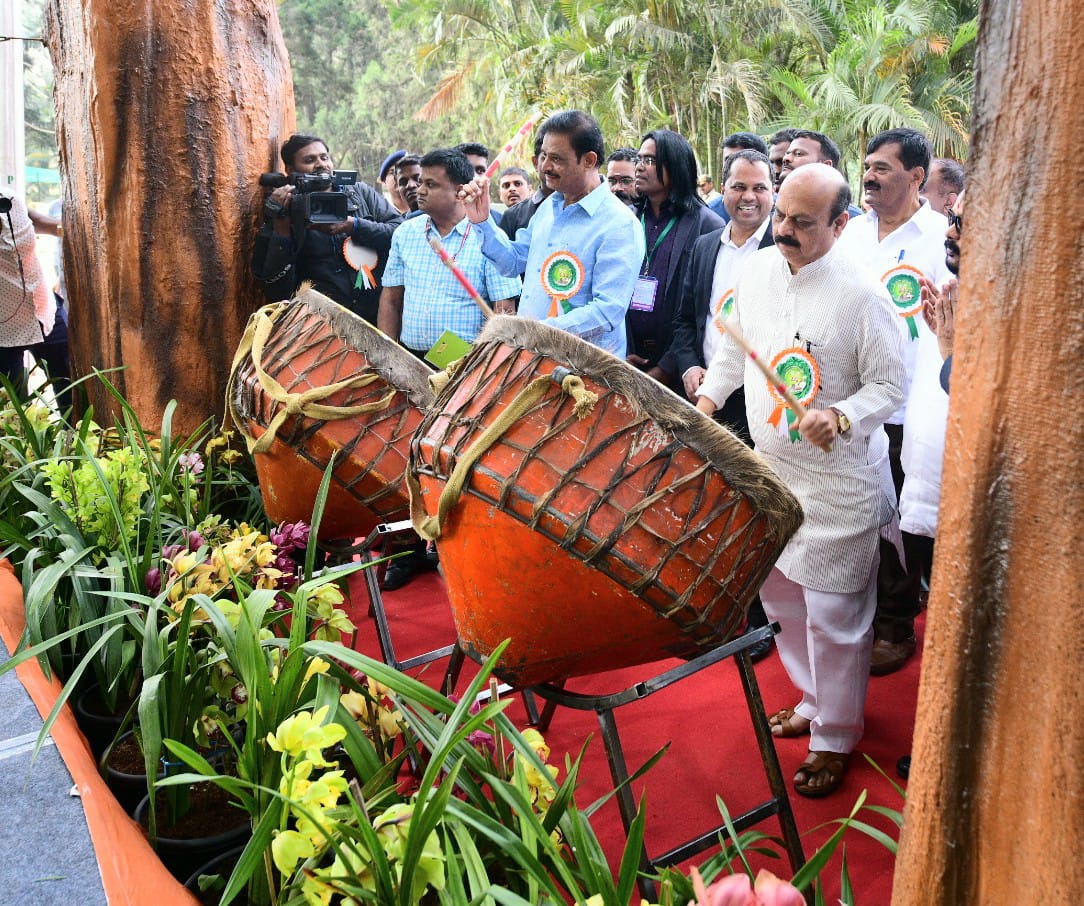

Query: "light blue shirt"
left=476, top=181, right=645, bottom=357
left=383, top=215, right=521, bottom=350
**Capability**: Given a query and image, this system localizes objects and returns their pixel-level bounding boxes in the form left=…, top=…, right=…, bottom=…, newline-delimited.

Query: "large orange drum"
left=228, top=288, right=434, bottom=540
left=409, top=317, right=803, bottom=685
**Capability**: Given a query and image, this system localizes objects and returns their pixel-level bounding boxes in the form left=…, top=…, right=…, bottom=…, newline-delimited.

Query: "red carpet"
left=346, top=570, right=918, bottom=904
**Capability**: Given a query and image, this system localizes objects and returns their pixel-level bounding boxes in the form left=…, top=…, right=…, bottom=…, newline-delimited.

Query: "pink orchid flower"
left=691, top=867, right=804, bottom=906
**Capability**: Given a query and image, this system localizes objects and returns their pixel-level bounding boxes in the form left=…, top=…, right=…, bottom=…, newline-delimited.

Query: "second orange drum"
left=409, top=317, right=803, bottom=685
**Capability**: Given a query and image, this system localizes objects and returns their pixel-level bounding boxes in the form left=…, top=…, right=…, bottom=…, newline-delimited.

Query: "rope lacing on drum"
left=227, top=302, right=396, bottom=455
left=408, top=369, right=598, bottom=541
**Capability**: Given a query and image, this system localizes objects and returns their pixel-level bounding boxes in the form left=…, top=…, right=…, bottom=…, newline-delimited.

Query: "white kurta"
left=699, top=244, right=906, bottom=594
left=900, top=328, right=949, bottom=537
left=836, top=201, right=950, bottom=425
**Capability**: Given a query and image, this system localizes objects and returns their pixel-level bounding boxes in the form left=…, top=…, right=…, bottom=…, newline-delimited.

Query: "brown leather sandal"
left=768, top=707, right=811, bottom=738
left=793, top=750, right=849, bottom=798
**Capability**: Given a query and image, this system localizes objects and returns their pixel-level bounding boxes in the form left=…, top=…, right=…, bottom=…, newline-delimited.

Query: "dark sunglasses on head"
left=947, top=211, right=963, bottom=231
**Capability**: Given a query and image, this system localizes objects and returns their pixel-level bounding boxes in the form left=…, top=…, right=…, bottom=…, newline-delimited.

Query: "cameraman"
left=253, top=134, right=403, bottom=323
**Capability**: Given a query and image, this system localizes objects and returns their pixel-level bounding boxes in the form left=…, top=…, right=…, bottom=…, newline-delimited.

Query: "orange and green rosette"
left=712, top=288, right=736, bottom=336
left=541, top=251, right=585, bottom=317
left=766, top=347, right=821, bottom=443
left=881, top=263, right=925, bottom=340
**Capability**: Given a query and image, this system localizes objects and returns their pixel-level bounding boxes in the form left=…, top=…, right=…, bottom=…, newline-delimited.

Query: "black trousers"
left=874, top=423, right=927, bottom=642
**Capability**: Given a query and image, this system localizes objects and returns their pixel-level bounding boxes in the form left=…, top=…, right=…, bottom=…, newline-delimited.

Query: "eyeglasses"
left=946, top=211, right=963, bottom=231
left=637, top=155, right=658, bottom=168
left=607, top=176, right=635, bottom=185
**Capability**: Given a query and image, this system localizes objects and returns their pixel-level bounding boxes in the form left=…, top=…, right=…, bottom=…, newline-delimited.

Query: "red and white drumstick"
left=483, top=111, right=543, bottom=180
left=428, top=237, right=495, bottom=319
left=722, top=317, right=832, bottom=452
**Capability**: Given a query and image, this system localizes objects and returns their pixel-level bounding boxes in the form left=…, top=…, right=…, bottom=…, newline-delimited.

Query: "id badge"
left=630, top=276, right=658, bottom=312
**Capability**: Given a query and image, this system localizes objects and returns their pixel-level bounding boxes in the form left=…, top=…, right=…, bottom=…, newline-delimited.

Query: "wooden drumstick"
left=429, top=237, right=495, bottom=319
left=483, top=111, right=542, bottom=180
left=722, top=317, right=832, bottom=452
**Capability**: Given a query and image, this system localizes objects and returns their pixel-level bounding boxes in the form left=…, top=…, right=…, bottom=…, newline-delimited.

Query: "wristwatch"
left=830, top=407, right=851, bottom=435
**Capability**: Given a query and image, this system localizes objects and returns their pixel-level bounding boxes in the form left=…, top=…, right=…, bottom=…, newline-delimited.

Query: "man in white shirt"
left=695, top=164, right=905, bottom=797
left=836, top=128, right=950, bottom=676
left=661, top=150, right=776, bottom=409
left=658, top=149, right=777, bottom=658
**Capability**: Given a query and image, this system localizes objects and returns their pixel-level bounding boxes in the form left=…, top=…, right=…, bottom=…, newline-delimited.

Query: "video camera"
left=259, top=170, right=359, bottom=227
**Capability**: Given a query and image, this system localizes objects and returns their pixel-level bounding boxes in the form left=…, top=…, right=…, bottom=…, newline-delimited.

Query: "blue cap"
left=379, top=150, right=408, bottom=181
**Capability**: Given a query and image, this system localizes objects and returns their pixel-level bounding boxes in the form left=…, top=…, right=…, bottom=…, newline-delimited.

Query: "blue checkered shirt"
left=383, top=216, right=521, bottom=350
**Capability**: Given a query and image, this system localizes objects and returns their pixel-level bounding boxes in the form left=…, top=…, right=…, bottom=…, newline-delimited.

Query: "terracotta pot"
left=134, top=782, right=251, bottom=882
left=409, top=317, right=804, bottom=685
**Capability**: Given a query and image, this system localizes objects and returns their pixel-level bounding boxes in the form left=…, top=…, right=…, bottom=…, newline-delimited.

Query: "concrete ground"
left=0, top=640, right=106, bottom=905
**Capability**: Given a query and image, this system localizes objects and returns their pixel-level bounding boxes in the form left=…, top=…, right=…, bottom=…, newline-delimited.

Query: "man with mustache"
left=460, top=110, right=644, bottom=358
left=395, top=155, right=423, bottom=218
left=768, top=128, right=799, bottom=191
left=498, top=167, right=533, bottom=208
left=835, top=127, right=951, bottom=677
left=695, top=163, right=905, bottom=797
left=707, top=132, right=769, bottom=221
left=253, top=133, right=403, bottom=324
left=605, top=148, right=640, bottom=205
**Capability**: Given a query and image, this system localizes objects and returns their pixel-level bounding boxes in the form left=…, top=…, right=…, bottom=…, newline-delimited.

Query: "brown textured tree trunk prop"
left=893, top=1, right=1084, bottom=902
left=45, top=0, right=295, bottom=433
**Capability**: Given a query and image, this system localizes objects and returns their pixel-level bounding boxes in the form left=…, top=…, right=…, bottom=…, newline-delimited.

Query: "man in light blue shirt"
left=379, top=148, right=520, bottom=355
left=459, top=110, right=645, bottom=358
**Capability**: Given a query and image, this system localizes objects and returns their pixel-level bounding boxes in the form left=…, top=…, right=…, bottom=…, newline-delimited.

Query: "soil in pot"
left=73, top=684, right=136, bottom=760
left=135, top=782, right=251, bottom=883
left=102, top=730, right=161, bottom=816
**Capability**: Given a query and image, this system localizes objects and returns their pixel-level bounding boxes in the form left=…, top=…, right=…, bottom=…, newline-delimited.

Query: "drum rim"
left=289, top=285, right=436, bottom=408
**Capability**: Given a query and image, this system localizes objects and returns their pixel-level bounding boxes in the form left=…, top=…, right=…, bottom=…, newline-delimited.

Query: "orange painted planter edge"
left=0, top=560, right=200, bottom=906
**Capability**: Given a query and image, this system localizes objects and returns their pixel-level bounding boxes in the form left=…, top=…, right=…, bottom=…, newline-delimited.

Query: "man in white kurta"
left=696, top=164, right=905, bottom=796
left=834, top=128, right=951, bottom=676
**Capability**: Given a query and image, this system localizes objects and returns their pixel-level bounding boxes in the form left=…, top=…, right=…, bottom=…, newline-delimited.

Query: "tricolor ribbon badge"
left=881, top=263, right=925, bottom=340
left=712, top=288, right=735, bottom=336
left=343, top=240, right=379, bottom=291
left=766, top=347, right=820, bottom=443
left=541, top=251, right=585, bottom=318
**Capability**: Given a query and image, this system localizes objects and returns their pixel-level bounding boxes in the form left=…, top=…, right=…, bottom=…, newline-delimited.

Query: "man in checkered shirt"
left=378, top=148, right=520, bottom=358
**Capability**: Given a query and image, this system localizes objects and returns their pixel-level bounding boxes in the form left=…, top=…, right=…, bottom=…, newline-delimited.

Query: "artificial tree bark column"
left=45, top=0, right=295, bottom=433
left=893, top=0, right=1084, bottom=901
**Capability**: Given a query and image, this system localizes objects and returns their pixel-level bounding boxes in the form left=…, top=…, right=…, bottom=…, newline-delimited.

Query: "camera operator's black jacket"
left=251, top=181, right=403, bottom=324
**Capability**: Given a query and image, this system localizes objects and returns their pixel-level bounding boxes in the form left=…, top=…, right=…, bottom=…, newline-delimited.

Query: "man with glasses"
left=627, top=129, right=723, bottom=387
left=605, top=148, right=640, bottom=206
left=695, top=163, right=905, bottom=797
left=836, top=127, right=951, bottom=678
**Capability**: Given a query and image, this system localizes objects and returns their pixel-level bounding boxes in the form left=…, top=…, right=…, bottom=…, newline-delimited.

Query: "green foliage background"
left=21, top=0, right=976, bottom=192
left=279, top=0, right=976, bottom=188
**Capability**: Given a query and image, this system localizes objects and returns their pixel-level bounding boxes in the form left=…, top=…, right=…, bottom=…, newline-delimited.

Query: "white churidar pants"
left=759, top=554, right=879, bottom=754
